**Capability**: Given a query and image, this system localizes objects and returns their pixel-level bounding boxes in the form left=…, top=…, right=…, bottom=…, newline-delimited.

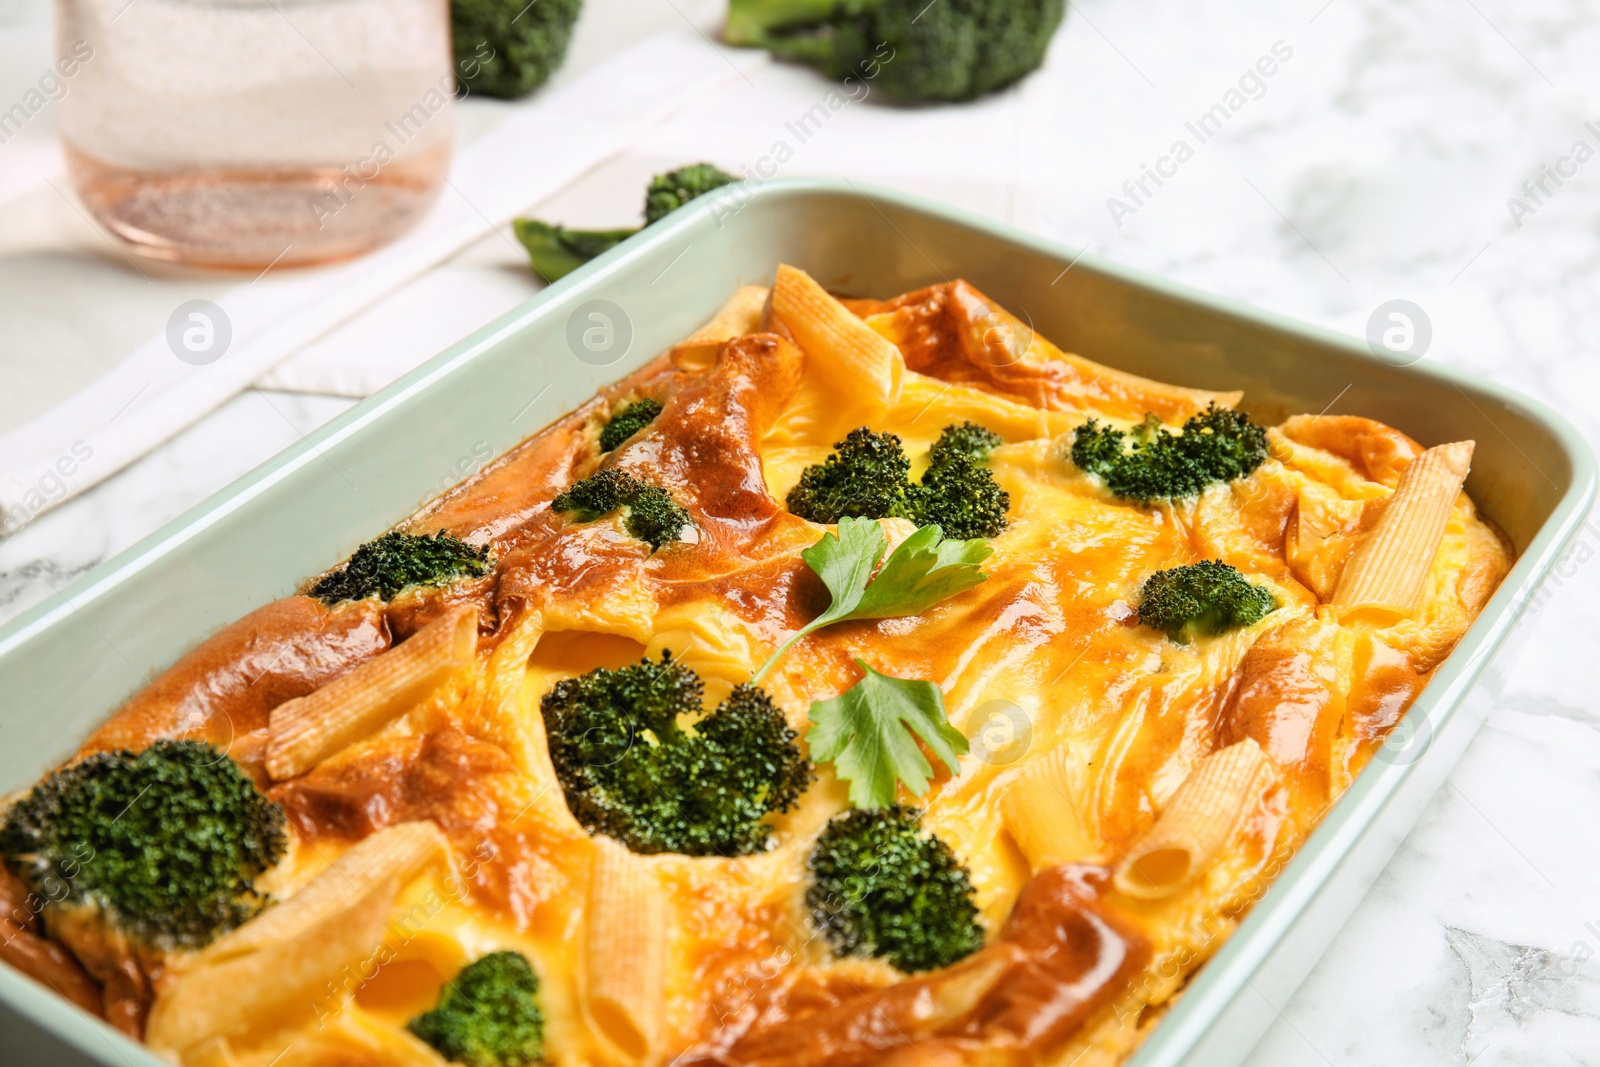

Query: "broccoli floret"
left=408, top=951, right=545, bottom=1067
left=0, top=740, right=287, bottom=949
left=908, top=458, right=1009, bottom=540
left=598, top=398, right=664, bottom=453
left=806, top=806, right=984, bottom=973
left=925, top=420, right=1003, bottom=466
left=310, top=531, right=491, bottom=605
left=643, top=164, right=738, bottom=225
left=785, top=427, right=913, bottom=524
left=1175, top=405, right=1272, bottom=485
left=786, top=423, right=1010, bottom=539
left=551, top=469, right=691, bottom=551
left=450, top=0, right=581, bottom=100
left=514, top=164, right=738, bottom=282
left=1135, top=560, right=1278, bottom=643
left=906, top=422, right=1010, bottom=540
left=725, top=0, right=1066, bottom=103
left=1069, top=404, right=1270, bottom=503
left=541, top=654, right=811, bottom=855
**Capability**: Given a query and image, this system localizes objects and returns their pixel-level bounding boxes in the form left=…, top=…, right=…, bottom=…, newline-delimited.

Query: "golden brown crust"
left=413, top=355, right=677, bottom=548
left=0, top=867, right=104, bottom=1018
left=269, top=729, right=580, bottom=929
left=81, top=597, right=391, bottom=763
left=611, top=333, right=805, bottom=545
left=677, top=866, right=1149, bottom=1067
left=1278, top=414, right=1423, bottom=488
left=849, top=281, right=1239, bottom=420
left=9, top=273, right=1513, bottom=1067
left=1217, top=617, right=1344, bottom=812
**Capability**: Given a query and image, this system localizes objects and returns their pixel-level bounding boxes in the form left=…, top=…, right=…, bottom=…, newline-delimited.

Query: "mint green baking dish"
left=0, top=179, right=1591, bottom=1066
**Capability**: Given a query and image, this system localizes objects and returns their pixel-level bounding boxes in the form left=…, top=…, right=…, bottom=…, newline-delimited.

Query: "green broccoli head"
left=906, top=421, right=1010, bottom=540
left=541, top=654, right=811, bottom=856
left=1180, top=404, right=1272, bottom=482
left=0, top=740, right=287, bottom=949
left=785, top=427, right=913, bottom=525
left=408, top=951, right=545, bottom=1067
left=1069, top=403, right=1270, bottom=503
left=643, top=164, right=739, bottom=225
left=908, top=459, right=1009, bottom=541
left=311, top=531, right=491, bottom=605
left=1135, top=560, right=1278, bottom=643
left=598, top=398, right=664, bottom=453
left=786, top=423, right=1011, bottom=539
left=806, top=805, right=984, bottom=973
left=451, top=0, right=581, bottom=100
left=925, top=420, right=1004, bottom=466
left=725, top=0, right=1066, bottom=103
left=551, top=469, right=692, bottom=551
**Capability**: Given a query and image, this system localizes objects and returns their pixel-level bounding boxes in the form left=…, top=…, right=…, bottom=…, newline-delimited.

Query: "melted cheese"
left=41, top=279, right=1512, bottom=1067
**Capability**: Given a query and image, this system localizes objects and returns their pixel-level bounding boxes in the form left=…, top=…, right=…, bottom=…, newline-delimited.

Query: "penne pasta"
left=671, top=285, right=771, bottom=371
left=1333, top=440, right=1474, bottom=624
left=147, top=875, right=400, bottom=1054
left=771, top=264, right=903, bottom=411
left=583, top=836, right=666, bottom=1063
left=1054, top=353, right=1245, bottom=421
left=337, top=1009, right=457, bottom=1067
left=198, top=821, right=448, bottom=965
left=921, top=953, right=1015, bottom=1029
left=147, top=822, right=448, bottom=1053
left=1113, top=739, right=1271, bottom=900
left=1001, top=742, right=1101, bottom=872
left=267, top=605, right=479, bottom=780
left=645, top=601, right=767, bottom=692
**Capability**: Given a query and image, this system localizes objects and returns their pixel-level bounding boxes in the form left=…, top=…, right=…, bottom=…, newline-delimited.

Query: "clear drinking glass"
left=56, top=0, right=454, bottom=269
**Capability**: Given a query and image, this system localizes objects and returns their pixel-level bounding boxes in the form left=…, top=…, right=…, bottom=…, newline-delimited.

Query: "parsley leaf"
left=796, top=513, right=889, bottom=631
left=853, top=523, right=992, bottom=618
left=806, top=660, right=969, bottom=809
left=748, top=516, right=991, bottom=684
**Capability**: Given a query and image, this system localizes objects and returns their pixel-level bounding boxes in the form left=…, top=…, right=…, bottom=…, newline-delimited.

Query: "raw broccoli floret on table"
left=724, top=0, right=1066, bottom=103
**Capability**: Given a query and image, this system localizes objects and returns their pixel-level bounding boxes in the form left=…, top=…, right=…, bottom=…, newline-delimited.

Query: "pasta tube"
left=1002, top=743, right=1101, bottom=871
left=771, top=264, right=903, bottom=411
left=1333, top=440, right=1474, bottom=623
left=198, top=821, right=447, bottom=965
left=583, top=836, right=666, bottom=1062
left=146, top=822, right=446, bottom=1052
left=1114, top=739, right=1271, bottom=899
left=267, top=605, right=479, bottom=780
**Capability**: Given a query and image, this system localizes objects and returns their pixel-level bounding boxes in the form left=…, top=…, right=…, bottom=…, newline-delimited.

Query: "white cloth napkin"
left=0, top=31, right=768, bottom=527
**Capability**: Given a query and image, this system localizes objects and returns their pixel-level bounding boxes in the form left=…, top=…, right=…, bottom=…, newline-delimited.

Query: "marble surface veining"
left=3, top=0, right=1600, bottom=1064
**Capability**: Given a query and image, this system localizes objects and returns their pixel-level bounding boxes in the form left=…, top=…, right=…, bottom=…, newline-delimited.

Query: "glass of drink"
left=56, top=0, right=455, bottom=270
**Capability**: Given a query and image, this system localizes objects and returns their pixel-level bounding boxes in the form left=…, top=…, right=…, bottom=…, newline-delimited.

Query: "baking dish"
left=0, top=179, right=1591, bottom=1066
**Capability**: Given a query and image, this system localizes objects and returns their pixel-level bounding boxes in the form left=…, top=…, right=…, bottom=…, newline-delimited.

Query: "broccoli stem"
left=725, top=0, right=858, bottom=45
left=513, top=219, right=638, bottom=284
left=746, top=26, right=846, bottom=71
left=749, top=617, right=828, bottom=686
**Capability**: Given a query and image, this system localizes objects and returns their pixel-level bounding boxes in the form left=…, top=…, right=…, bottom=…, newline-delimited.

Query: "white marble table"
left=4, top=0, right=1600, bottom=1064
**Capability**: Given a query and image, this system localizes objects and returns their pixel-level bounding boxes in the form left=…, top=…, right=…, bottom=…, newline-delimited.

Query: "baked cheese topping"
left=1, top=269, right=1511, bottom=1067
